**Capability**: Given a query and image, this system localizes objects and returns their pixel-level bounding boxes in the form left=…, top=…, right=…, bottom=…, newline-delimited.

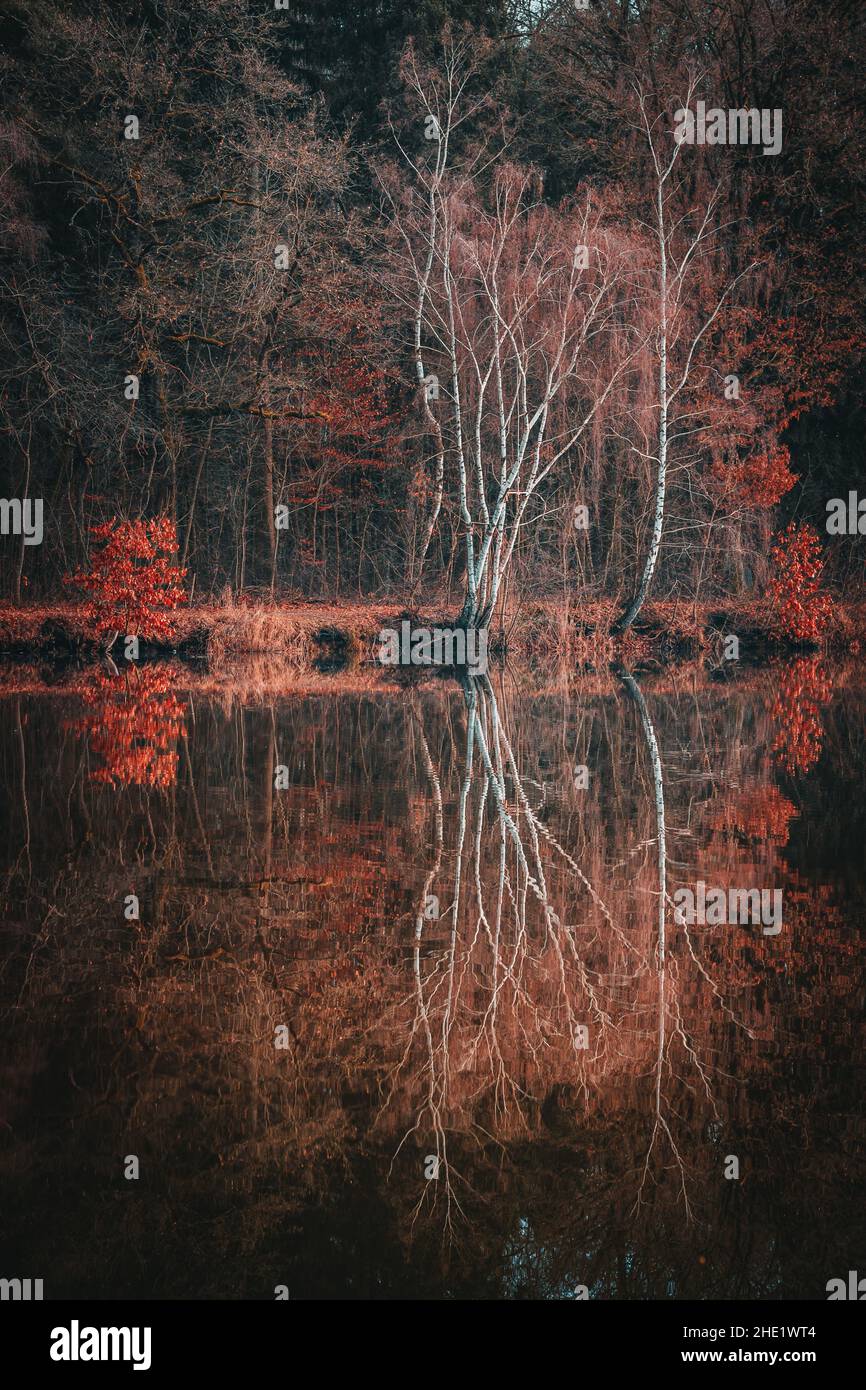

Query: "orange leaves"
left=748, top=305, right=865, bottom=436
left=289, top=288, right=395, bottom=479
left=766, top=522, right=834, bottom=643
left=64, top=517, right=187, bottom=643
left=69, top=667, right=187, bottom=787
left=709, top=782, right=798, bottom=849
left=769, top=658, right=834, bottom=775
left=724, top=444, right=798, bottom=510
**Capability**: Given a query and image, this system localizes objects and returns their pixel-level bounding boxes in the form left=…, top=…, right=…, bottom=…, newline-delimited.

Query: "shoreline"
left=0, top=598, right=861, bottom=699
left=0, top=597, right=862, bottom=668
left=0, top=655, right=863, bottom=704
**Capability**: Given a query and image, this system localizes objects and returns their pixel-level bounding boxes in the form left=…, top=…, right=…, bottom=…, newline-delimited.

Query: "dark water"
left=1, top=659, right=864, bottom=1300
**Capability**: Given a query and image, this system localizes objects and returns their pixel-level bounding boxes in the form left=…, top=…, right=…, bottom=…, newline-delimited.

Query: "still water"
left=0, top=658, right=864, bottom=1299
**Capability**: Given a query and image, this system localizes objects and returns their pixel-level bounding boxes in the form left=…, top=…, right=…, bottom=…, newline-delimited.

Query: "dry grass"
left=1, top=594, right=863, bottom=679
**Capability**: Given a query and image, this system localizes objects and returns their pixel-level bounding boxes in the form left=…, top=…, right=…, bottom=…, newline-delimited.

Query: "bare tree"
left=614, top=77, right=760, bottom=631
left=381, top=33, right=642, bottom=632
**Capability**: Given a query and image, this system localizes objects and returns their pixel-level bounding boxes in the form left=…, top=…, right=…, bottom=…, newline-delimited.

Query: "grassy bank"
left=0, top=595, right=862, bottom=672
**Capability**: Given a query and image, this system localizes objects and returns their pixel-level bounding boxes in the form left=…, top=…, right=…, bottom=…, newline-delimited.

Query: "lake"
left=0, top=657, right=864, bottom=1299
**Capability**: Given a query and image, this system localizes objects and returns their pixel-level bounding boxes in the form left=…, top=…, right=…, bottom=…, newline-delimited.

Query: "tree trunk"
left=249, top=381, right=276, bottom=591
left=614, top=177, right=668, bottom=634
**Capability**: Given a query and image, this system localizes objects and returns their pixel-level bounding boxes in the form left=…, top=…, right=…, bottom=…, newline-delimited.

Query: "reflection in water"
left=68, top=667, right=188, bottom=787
left=770, top=658, right=833, bottom=775
left=0, top=664, right=864, bottom=1299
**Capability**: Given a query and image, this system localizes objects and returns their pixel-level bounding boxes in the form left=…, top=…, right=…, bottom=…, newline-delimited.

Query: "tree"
left=380, top=31, right=638, bottom=629
left=766, top=521, right=834, bottom=645
left=612, top=75, right=760, bottom=631
left=0, top=0, right=382, bottom=597
left=280, top=0, right=509, bottom=133
left=65, top=516, right=187, bottom=649
left=529, top=0, right=865, bottom=613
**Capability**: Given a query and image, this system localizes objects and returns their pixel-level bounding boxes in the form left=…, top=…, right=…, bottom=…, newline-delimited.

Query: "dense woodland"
left=1, top=0, right=864, bottom=632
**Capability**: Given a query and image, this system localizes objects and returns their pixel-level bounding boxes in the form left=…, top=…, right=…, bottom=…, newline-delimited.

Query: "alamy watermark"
left=674, top=102, right=782, bottom=156
left=826, top=492, right=866, bottom=534
left=673, top=880, right=782, bottom=935
left=0, top=498, right=42, bottom=545
left=826, top=1271, right=866, bottom=1300
left=377, top=621, right=488, bottom=675
left=0, top=1276, right=43, bottom=1300
left=50, top=1321, right=152, bottom=1371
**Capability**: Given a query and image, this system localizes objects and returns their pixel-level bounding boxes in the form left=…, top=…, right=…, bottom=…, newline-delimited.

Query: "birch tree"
left=614, top=77, right=760, bottom=632
left=381, top=33, right=640, bottom=631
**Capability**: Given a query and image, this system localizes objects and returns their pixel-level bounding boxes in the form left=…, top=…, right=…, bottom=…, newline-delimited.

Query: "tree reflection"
left=0, top=670, right=863, bottom=1298
left=769, top=657, right=833, bottom=775
left=385, top=670, right=759, bottom=1239
left=68, top=666, right=187, bottom=787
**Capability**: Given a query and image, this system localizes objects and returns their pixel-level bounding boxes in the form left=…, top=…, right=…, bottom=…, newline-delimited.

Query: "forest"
left=2, top=2, right=866, bottom=1325
left=1, top=0, right=864, bottom=660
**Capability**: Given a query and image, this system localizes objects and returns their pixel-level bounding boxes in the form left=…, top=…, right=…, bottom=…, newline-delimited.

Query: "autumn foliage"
left=766, top=522, right=834, bottom=643
left=2, top=5, right=864, bottom=613
left=769, top=658, right=834, bottom=776
left=720, top=445, right=798, bottom=512
left=69, top=667, right=187, bottom=787
left=709, top=781, right=798, bottom=850
left=65, top=518, right=187, bottom=645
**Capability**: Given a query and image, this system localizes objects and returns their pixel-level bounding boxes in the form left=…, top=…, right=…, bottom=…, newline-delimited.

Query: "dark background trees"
left=1, top=0, right=863, bottom=612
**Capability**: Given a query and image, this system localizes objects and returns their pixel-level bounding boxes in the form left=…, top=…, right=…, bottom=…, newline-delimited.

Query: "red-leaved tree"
left=766, top=522, right=834, bottom=644
left=66, top=517, right=187, bottom=648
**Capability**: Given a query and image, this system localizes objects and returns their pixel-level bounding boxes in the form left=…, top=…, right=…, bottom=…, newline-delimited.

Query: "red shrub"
left=65, top=517, right=187, bottom=644
left=766, top=521, right=833, bottom=643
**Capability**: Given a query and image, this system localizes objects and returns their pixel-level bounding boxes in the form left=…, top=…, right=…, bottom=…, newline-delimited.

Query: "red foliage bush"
left=766, top=522, right=833, bottom=643
left=724, top=444, right=797, bottom=510
left=65, top=517, right=187, bottom=644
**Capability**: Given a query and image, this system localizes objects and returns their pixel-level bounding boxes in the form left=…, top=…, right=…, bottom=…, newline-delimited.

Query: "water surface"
left=0, top=659, right=864, bottom=1299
